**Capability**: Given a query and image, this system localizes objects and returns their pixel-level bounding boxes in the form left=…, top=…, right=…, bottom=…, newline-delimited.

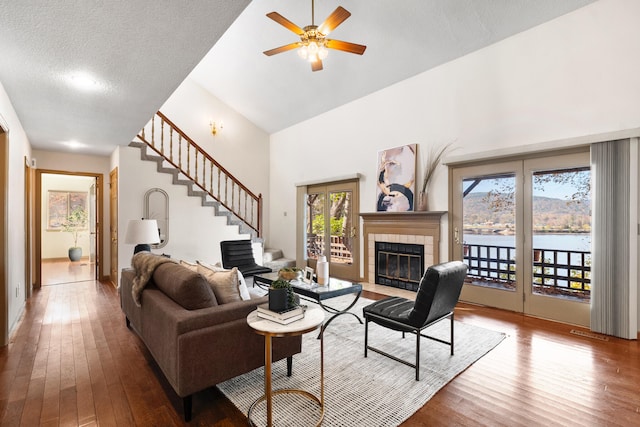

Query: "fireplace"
left=360, top=211, right=445, bottom=290
left=375, top=242, right=424, bottom=291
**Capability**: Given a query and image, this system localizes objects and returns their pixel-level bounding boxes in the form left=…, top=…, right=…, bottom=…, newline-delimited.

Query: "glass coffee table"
left=254, top=272, right=363, bottom=336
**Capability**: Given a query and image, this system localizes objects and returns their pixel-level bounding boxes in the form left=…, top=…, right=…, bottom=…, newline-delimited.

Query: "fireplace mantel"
left=360, top=211, right=446, bottom=224
left=360, top=211, right=447, bottom=285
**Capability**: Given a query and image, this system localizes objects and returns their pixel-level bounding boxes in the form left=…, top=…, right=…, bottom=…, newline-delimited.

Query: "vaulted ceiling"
left=0, top=0, right=596, bottom=156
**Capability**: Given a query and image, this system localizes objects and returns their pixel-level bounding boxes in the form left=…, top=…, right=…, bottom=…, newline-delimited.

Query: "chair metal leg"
left=364, top=317, right=369, bottom=358
left=364, top=310, right=456, bottom=381
left=415, top=329, right=421, bottom=381
left=450, top=313, right=455, bottom=355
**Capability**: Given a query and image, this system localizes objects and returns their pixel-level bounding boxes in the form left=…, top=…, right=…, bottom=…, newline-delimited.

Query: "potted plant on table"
left=62, top=205, right=88, bottom=262
left=269, top=279, right=297, bottom=312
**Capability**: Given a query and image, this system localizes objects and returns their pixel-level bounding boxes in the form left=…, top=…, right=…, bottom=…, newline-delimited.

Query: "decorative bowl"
left=278, top=268, right=302, bottom=281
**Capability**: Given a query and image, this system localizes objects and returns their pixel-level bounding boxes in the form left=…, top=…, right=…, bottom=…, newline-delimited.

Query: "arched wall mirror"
left=144, top=188, right=169, bottom=249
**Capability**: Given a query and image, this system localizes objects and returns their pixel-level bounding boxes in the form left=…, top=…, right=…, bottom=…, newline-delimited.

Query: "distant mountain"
left=463, top=192, right=591, bottom=231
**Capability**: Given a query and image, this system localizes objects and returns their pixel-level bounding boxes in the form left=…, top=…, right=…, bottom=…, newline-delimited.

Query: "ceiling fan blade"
left=311, top=60, right=323, bottom=72
left=266, top=12, right=305, bottom=35
left=317, top=7, right=351, bottom=35
left=325, top=39, right=367, bottom=55
left=263, top=42, right=300, bottom=56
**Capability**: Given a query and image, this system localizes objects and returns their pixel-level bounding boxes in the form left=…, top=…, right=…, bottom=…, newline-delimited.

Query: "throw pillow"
left=153, top=263, right=217, bottom=310
left=197, top=264, right=242, bottom=304
left=197, top=260, right=251, bottom=301
left=179, top=259, right=198, bottom=272
left=236, top=269, right=251, bottom=300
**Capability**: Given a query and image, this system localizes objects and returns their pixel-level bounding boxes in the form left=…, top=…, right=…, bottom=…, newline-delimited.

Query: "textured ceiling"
left=0, top=0, right=596, bottom=156
left=0, top=0, right=250, bottom=155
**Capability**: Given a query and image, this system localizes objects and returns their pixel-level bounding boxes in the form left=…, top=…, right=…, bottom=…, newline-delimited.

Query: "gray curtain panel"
left=590, top=138, right=632, bottom=338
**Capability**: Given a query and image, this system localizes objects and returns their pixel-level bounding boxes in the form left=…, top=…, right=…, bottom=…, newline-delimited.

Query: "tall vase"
left=416, top=191, right=429, bottom=211
left=316, top=256, right=329, bottom=286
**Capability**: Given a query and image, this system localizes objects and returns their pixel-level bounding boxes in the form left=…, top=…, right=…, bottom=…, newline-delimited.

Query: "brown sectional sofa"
left=120, top=261, right=302, bottom=421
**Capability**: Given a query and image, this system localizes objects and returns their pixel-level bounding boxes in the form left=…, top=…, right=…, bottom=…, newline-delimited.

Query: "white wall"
left=0, top=81, right=32, bottom=336
left=268, top=0, right=640, bottom=331
left=110, top=77, right=272, bottom=283
left=40, top=174, right=94, bottom=259
left=115, top=146, right=252, bottom=277
left=32, top=150, right=112, bottom=278
left=158, top=77, right=271, bottom=237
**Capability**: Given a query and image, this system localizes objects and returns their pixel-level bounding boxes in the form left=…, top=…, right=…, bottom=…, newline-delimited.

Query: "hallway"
left=40, top=260, right=95, bottom=286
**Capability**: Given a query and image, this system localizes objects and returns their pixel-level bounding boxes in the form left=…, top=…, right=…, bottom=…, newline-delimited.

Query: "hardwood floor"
left=41, top=259, right=95, bottom=286
left=0, top=279, right=638, bottom=426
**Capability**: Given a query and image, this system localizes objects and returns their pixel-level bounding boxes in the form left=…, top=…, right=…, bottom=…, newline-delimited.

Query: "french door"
left=450, top=151, right=591, bottom=326
left=305, top=180, right=360, bottom=281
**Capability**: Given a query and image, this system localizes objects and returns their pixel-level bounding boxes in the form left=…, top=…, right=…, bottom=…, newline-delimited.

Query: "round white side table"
left=247, top=306, right=325, bottom=427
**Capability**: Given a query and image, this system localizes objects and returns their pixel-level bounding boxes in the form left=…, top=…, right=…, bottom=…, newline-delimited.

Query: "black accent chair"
left=363, top=261, right=468, bottom=380
left=220, top=239, right=272, bottom=277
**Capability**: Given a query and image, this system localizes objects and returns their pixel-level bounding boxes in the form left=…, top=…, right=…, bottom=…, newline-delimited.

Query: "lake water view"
left=463, top=233, right=591, bottom=252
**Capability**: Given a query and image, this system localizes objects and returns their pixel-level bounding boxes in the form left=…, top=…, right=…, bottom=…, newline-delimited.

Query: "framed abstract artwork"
left=376, top=144, right=416, bottom=212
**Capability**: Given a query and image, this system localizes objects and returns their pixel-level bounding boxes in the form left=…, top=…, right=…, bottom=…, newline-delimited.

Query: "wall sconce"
left=209, top=120, right=223, bottom=136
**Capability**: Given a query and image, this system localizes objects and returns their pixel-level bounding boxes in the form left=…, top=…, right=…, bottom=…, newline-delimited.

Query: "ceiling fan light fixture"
left=264, top=1, right=366, bottom=71
left=308, top=41, right=319, bottom=55
left=318, top=45, right=328, bottom=60
left=297, top=45, right=309, bottom=59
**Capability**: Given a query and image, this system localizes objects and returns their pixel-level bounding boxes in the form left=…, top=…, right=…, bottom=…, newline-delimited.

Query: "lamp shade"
left=125, top=219, right=160, bottom=245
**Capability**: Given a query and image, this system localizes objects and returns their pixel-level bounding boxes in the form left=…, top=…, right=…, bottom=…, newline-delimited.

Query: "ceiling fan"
left=263, top=0, right=367, bottom=72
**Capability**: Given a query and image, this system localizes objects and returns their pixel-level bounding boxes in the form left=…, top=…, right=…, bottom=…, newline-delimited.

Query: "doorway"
left=450, top=150, right=591, bottom=326
left=36, top=170, right=103, bottom=286
left=0, top=129, right=7, bottom=345
left=304, top=180, right=360, bottom=281
left=109, top=167, right=118, bottom=288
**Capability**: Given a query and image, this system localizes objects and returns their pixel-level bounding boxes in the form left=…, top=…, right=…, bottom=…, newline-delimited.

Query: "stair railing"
left=137, top=111, right=262, bottom=237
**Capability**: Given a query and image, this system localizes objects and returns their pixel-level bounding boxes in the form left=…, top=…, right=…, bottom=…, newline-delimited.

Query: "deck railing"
left=463, top=243, right=591, bottom=299
left=306, top=235, right=353, bottom=263
left=137, top=111, right=262, bottom=237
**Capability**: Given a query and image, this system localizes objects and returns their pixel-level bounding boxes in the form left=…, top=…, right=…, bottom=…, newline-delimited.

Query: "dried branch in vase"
left=421, top=142, right=454, bottom=194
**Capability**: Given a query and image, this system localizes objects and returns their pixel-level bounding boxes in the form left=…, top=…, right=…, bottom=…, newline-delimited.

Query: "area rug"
left=218, top=296, right=506, bottom=426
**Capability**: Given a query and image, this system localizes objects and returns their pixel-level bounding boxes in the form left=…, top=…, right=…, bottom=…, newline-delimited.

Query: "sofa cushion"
left=197, top=260, right=251, bottom=301
left=197, top=264, right=242, bottom=304
left=153, top=263, right=217, bottom=310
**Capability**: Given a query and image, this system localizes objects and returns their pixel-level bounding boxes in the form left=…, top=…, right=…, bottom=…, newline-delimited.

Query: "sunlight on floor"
left=41, top=259, right=95, bottom=286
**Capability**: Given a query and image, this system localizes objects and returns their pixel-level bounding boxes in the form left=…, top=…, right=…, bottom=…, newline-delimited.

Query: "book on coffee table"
left=257, top=310, right=305, bottom=325
left=257, top=303, right=305, bottom=320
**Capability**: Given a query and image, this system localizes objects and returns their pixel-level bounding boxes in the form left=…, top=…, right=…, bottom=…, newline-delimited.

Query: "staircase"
left=133, top=111, right=293, bottom=268
left=129, top=140, right=257, bottom=238
left=263, top=248, right=296, bottom=271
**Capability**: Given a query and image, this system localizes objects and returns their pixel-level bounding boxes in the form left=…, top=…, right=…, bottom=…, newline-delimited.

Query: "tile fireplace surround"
left=360, top=211, right=446, bottom=285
